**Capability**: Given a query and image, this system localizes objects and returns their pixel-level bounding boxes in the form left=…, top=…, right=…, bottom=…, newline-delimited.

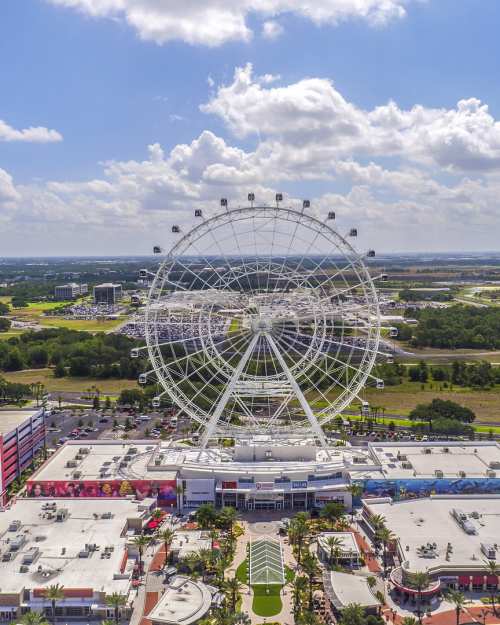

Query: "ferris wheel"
left=134, top=195, right=388, bottom=449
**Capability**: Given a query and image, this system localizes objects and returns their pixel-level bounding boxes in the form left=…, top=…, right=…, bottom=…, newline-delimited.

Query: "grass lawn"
left=2, top=368, right=138, bottom=394
left=228, top=318, right=241, bottom=333
left=8, top=300, right=125, bottom=333
left=252, top=585, right=282, bottom=617
left=236, top=559, right=248, bottom=585
left=0, top=329, right=23, bottom=341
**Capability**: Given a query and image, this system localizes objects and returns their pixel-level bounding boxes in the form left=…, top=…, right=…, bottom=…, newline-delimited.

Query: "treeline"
left=408, top=360, right=500, bottom=389
left=398, top=289, right=453, bottom=302
left=0, top=328, right=145, bottom=379
left=409, top=399, right=476, bottom=437
left=405, top=305, right=500, bottom=349
left=0, top=376, right=33, bottom=403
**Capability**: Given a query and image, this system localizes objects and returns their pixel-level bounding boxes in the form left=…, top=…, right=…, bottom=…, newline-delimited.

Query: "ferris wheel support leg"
left=265, top=332, right=331, bottom=455
left=199, top=333, right=260, bottom=451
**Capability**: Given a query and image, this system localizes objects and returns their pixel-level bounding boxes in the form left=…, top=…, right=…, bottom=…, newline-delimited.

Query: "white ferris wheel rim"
left=144, top=204, right=382, bottom=443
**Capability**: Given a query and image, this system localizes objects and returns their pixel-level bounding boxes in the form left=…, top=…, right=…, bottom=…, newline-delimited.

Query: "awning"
left=458, top=576, right=470, bottom=585
left=487, top=576, right=498, bottom=585
left=472, top=576, right=484, bottom=585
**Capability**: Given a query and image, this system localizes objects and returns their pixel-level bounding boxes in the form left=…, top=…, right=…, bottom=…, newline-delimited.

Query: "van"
left=139, top=415, right=151, bottom=422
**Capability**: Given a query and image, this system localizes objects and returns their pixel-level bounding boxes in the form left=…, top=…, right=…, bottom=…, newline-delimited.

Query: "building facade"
left=54, top=283, right=88, bottom=300
left=0, top=409, right=45, bottom=504
left=93, top=283, right=122, bottom=305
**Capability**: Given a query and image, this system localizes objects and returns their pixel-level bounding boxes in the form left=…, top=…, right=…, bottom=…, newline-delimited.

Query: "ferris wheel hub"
left=252, top=316, right=273, bottom=333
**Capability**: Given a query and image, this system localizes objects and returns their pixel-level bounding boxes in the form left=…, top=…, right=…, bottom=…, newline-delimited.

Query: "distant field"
left=2, top=368, right=138, bottom=393
left=8, top=300, right=124, bottom=333
left=0, top=330, right=23, bottom=341
left=313, top=380, right=500, bottom=424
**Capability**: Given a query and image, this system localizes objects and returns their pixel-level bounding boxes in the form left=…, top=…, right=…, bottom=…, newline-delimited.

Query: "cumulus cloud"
left=202, top=64, right=500, bottom=174
left=0, top=119, right=63, bottom=143
left=262, top=20, right=284, bottom=40
left=47, top=0, right=415, bottom=46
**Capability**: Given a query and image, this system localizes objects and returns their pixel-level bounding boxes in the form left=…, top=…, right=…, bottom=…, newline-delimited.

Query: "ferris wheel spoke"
left=272, top=331, right=364, bottom=409
left=199, top=332, right=260, bottom=449
left=264, top=332, right=329, bottom=449
left=280, top=327, right=382, bottom=357
left=276, top=328, right=380, bottom=384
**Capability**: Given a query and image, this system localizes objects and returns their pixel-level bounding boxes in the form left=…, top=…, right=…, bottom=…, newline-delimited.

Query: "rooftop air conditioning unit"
left=459, top=471, right=466, bottom=478
left=435, top=469, right=444, bottom=478
left=490, top=461, right=500, bottom=469
left=73, top=471, right=82, bottom=479
left=75, top=455, right=83, bottom=461
left=423, top=448, right=432, bottom=454
left=402, top=462, right=413, bottom=470
left=66, top=460, right=77, bottom=468
left=79, top=448, right=90, bottom=455
left=487, top=470, right=496, bottom=478
left=443, top=448, right=450, bottom=453
left=397, top=454, right=408, bottom=462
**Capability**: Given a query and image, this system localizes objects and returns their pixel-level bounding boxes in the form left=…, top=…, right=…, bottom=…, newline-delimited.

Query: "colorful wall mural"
left=357, top=478, right=500, bottom=500
left=26, top=479, right=177, bottom=506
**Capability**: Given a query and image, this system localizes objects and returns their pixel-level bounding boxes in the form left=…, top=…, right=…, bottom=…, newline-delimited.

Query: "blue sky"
left=1, top=0, right=500, bottom=255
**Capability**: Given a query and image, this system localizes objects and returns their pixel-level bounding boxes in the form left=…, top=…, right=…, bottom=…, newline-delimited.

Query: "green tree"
left=301, top=552, right=319, bottom=610
left=408, top=571, right=431, bottom=623
left=484, top=560, right=499, bottom=615
left=105, top=593, right=127, bottom=624
left=376, top=526, right=395, bottom=576
left=131, top=535, right=150, bottom=573
left=340, top=603, right=366, bottom=625
left=195, top=503, right=218, bottom=528
left=324, top=535, right=343, bottom=567
left=43, top=583, right=65, bottom=625
left=292, top=575, right=308, bottom=616
left=20, top=611, right=50, bottom=625
left=218, top=506, right=238, bottom=538
left=0, top=317, right=11, bottom=332
left=320, top=501, right=345, bottom=529
left=158, top=528, right=175, bottom=567
left=445, top=589, right=466, bottom=625
left=347, top=483, right=363, bottom=521
left=225, top=576, right=242, bottom=612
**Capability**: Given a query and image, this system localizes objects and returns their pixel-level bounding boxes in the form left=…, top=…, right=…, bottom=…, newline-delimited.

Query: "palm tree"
left=320, top=502, right=345, bottom=530
left=301, top=552, right=319, bottom=610
left=158, top=528, right=175, bottom=567
left=151, top=508, right=163, bottom=521
left=175, top=484, right=185, bottom=510
left=101, top=620, right=115, bottom=625
left=292, top=576, right=308, bottom=616
left=376, top=526, right=395, bottom=576
left=288, top=514, right=309, bottom=566
left=105, top=593, right=127, bottom=625
left=218, top=507, right=238, bottom=539
left=339, top=602, right=365, bottom=625
left=209, top=528, right=219, bottom=550
left=183, top=553, right=201, bottom=578
left=298, top=612, right=321, bottom=625
left=408, top=571, right=430, bottom=623
left=324, top=535, right=344, bottom=568
left=445, top=589, right=466, bottom=625
left=347, top=483, right=363, bottom=522
left=20, top=611, right=50, bottom=625
left=484, top=559, right=499, bottom=615
left=370, top=514, right=387, bottom=534
left=43, top=584, right=65, bottom=625
left=131, top=535, right=150, bottom=574
left=401, top=618, right=419, bottom=625
left=225, top=577, right=242, bottom=611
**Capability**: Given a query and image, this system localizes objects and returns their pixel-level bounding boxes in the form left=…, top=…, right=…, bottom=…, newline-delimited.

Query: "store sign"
left=222, top=481, right=238, bottom=490
left=292, top=481, right=308, bottom=489
left=255, top=482, right=274, bottom=490
left=184, top=479, right=215, bottom=502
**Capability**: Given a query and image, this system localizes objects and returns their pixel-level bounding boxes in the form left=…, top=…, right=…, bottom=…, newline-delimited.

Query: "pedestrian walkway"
left=353, top=529, right=381, bottom=573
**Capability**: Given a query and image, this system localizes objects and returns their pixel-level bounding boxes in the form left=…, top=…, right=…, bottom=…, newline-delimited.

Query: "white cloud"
left=202, top=64, right=500, bottom=174
left=262, top=20, right=284, bottom=40
left=47, top=0, right=416, bottom=46
left=0, top=119, right=63, bottom=143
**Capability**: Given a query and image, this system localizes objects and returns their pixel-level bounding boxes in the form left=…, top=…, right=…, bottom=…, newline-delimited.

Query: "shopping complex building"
left=24, top=439, right=500, bottom=512
left=0, top=409, right=45, bottom=505
left=0, top=497, right=155, bottom=622
left=363, top=495, right=500, bottom=596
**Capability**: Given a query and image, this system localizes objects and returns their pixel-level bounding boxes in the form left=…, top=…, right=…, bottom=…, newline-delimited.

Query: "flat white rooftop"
left=324, top=571, right=380, bottom=609
left=0, top=409, right=41, bottom=435
left=170, top=530, right=211, bottom=560
left=318, top=532, right=360, bottom=556
left=148, top=575, right=212, bottom=625
left=368, top=442, right=500, bottom=479
left=365, top=496, right=500, bottom=574
left=30, top=442, right=177, bottom=483
left=0, top=498, right=148, bottom=594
